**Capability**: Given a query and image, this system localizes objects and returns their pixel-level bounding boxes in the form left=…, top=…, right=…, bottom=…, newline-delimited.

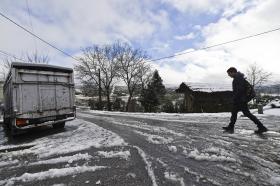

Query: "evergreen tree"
left=162, top=99, right=175, bottom=113
left=113, top=98, right=122, bottom=111
left=149, top=70, right=166, bottom=101
left=140, top=70, right=166, bottom=112
left=140, top=88, right=158, bottom=112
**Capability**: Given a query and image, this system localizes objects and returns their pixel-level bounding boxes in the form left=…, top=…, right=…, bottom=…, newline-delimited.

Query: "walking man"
left=223, top=67, right=268, bottom=134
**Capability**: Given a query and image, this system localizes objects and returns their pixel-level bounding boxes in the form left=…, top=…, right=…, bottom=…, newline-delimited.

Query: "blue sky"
left=0, top=0, right=280, bottom=85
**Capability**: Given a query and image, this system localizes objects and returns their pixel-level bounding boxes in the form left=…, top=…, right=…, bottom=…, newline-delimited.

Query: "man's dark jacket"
left=232, top=72, right=247, bottom=104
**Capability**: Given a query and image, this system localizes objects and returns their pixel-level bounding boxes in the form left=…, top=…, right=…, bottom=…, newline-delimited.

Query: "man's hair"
left=227, top=67, right=237, bottom=73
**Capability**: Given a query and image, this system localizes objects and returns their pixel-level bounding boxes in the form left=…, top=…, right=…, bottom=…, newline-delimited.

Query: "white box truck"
left=3, top=62, right=75, bottom=135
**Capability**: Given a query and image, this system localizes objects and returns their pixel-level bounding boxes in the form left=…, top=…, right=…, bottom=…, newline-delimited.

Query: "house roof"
left=182, top=82, right=232, bottom=92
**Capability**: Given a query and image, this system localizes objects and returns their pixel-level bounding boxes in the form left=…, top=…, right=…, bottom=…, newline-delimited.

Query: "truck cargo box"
left=3, top=62, right=75, bottom=135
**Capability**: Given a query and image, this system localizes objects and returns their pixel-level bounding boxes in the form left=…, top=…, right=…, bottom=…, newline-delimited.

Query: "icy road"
left=0, top=109, right=280, bottom=186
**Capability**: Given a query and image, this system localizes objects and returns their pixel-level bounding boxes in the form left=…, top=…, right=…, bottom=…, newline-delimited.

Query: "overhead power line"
left=1, top=10, right=280, bottom=63
left=150, top=27, right=280, bottom=62
left=0, top=49, right=26, bottom=62
left=0, top=11, right=79, bottom=62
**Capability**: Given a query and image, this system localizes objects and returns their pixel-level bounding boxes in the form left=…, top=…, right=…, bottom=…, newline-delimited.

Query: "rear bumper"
left=14, top=113, right=76, bottom=129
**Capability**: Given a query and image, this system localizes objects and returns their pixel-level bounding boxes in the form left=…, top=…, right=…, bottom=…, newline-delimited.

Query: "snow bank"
left=168, top=146, right=178, bottom=153
left=205, top=147, right=234, bottom=158
left=97, top=150, right=130, bottom=160
left=187, top=148, right=237, bottom=162
left=133, top=130, right=173, bottom=144
left=87, top=109, right=231, bottom=119
left=0, top=159, right=19, bottom=167
left=263, top=108, right=280, bottom=116
left=85, top=105, right=280, bottom=120
left=0, top=144, right=35, bottom=152
left=266, top=99, right=280, bottom=108
left=30, top=153, right=92, bottom=165
left=3, top=166, right=106, bottom=185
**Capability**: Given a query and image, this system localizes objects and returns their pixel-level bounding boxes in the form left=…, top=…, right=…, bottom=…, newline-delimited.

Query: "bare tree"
left=138, top=63, right=153, bottom=90
left=0, top=59, right=12, bottom=79
left=246, top=62, right=272, bottom=88
left=115, top=42, right=150, bottom=111
left=0, top=52, right=49, bottom=80
left=75, top=44, right=119, bottom=111
left=26, top=52, right=49, bottom=64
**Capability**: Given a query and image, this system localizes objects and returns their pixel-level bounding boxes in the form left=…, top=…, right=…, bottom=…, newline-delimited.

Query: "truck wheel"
left=9, top=119, right=20, bottom=136
left=3, top=118, right=10, bottom=133
left=52, top=122, right=65, bottom=129
left=10, top=127, right=18, bottom=137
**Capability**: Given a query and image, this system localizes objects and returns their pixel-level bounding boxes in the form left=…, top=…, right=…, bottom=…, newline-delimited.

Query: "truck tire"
left=3, top=118, right=10, bottom=132
left=7, top=119, right=20, bottom=137
left=52, top=122, right=65, bottom=129
left=10, top=126, right=18, bottom=137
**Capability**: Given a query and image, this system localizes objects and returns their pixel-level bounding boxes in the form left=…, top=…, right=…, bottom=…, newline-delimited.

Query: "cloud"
left=161, top=0, right=253, bottom=15
left=1, top=0, right=279, bottom=86
left=0, top=0, right=170, bottom=66
left=174, top=32, right=195, bottom=40
left=156, top=0, right=280, bottom=85
left=198, top=0, right=280, bottom=78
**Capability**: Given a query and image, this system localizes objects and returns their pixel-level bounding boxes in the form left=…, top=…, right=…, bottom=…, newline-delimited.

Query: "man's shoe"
left=222, top=126, right=234, bottom=133
left=254, top=127, right=268, bottom=134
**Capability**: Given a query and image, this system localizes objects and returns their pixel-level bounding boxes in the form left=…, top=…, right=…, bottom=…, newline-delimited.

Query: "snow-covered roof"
left=183, top=82, right=232, bottom=92
left=266, top=99, right=280, bottom=108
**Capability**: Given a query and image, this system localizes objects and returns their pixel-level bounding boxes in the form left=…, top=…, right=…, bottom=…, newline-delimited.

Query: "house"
left=0, top=80, right=4, bottom=122
left=176, top=82, right=233, bottom=113
left=0, top=80, right=3, bottom=103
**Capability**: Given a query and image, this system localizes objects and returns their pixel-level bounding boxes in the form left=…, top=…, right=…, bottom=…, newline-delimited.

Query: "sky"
left=0, top=0, right=280, bottom=86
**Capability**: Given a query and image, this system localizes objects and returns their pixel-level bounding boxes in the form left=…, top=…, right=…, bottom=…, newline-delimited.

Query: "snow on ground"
left=78, top=112, right=186, bottom=143
left=84, top=108, right=232, bottom=119
left=168, top=145, right=178, bottom=153
left=0, top=119, right=129, bottom=185
left=83, top=106, right=280, bottom=118
left=1, top=119, right=126, bottom=160
left=97, top=150, right=130, bottom=160
left=0, top=159, right=19, bottom=167
left=164, top=171, right=185, bottom=186
left=1, top=106, right=279, bottom=185
left=79, top=112, right=186, bottom=137
left=263, top=108, right=280, bottom=116
left=183, top=166, right=222, bottom=186
left=187, top=148, right=237, bottom=163
left=30, top=153, right=92, bottom=165
left=133, top=130, right=173, bottom=145
left=216, top=164, right=254, bottom=180
left=270, top=176, right=280, bottom=185
left=78, top=107, right=280, bottom=185
left=132, top=145, right=158, bottom=186
left=266, top=99, right=280, bottom=108
left=1, top=166, right=106, bottom=185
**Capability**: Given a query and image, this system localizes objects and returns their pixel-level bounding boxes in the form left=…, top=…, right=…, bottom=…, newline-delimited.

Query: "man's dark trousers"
left=229, top=102, right=264, bottom=128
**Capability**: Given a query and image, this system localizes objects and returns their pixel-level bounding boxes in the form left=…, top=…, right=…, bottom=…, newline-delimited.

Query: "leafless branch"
left=246, top=62, right=272, bottom=88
